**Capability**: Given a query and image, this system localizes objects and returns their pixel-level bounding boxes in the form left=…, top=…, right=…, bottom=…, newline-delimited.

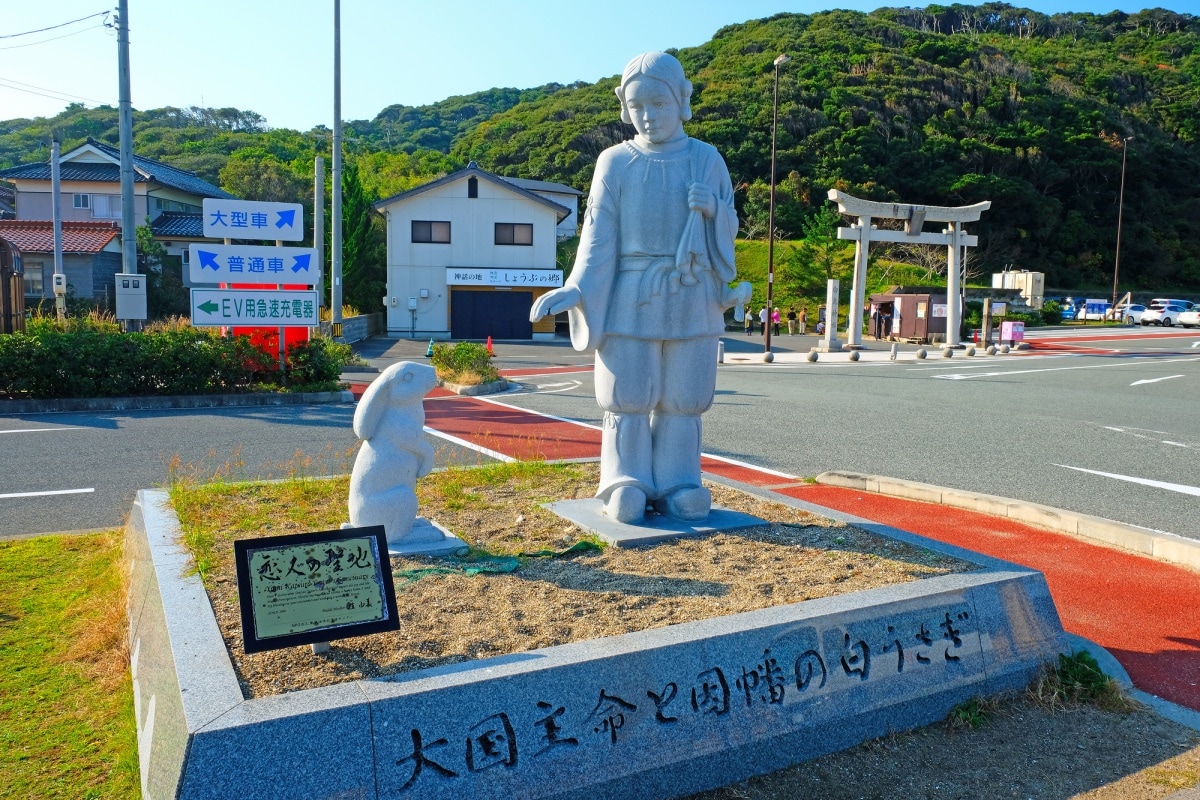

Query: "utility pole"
left=116, top=0, right=136, bottom=277
left=50, top=140, right=65, bottom=320
left=330, top=0, right=343, bottom=338
left=314, top=155, right=325, bottom=311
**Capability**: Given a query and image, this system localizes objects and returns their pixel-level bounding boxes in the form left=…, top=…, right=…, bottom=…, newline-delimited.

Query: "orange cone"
left=486, top=335, right=494, bottom=355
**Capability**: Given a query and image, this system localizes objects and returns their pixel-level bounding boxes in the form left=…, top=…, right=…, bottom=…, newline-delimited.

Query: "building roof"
left=150, top=211, right=204, bottom=238
left=374, top=162, right=572, bottom=222
left=0, top=138, right=234, bottom=199
left=499, top=176, right=583, bottom=197
left=0, top=220, right=121, bottom=254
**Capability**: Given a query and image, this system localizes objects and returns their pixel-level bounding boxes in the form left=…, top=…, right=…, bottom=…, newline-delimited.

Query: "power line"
left=0, top=10, right=108, bottom=39
left=0, top=76, right=109, bottom=106
left=0, top=24, right=108, bottom=51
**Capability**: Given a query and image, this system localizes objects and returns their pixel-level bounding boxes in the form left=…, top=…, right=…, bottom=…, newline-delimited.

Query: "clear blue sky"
left=0, top=0, right=1175, bottom=133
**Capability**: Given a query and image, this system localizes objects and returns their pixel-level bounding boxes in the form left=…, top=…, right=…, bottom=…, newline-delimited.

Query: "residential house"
left=0, top=138, right=233, bottom=303
left=0, top=220, right=122, bottom=308
left=373, top=162, right=571, bottom=340
left=497, top=177, right=580, bottom=240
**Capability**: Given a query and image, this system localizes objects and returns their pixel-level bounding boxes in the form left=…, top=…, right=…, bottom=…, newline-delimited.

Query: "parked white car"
left=1112, top=303, right=1147, bottom=324
left=1141, top=303, right=1189, bottom=326
left=1178, top=308, right=1200, bottom=328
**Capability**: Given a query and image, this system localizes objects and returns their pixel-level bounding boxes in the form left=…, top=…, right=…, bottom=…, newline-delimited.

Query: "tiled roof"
left=500, top=176, right=582, bottom=196
left=150, top=211, right=204, bottom=238
left=0, top=220, right=121, bottom=254
left=375, top=163, right=572, bottom=222
left=0, top=138, right=234, bottom=199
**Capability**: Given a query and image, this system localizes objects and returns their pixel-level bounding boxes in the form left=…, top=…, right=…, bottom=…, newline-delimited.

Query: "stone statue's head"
left=615, top=52, right=693, bottom=125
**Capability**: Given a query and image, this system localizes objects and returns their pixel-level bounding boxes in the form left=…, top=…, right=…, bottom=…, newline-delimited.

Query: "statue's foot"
left=604, top=486, right=647, bottom=524
left=655, top=486, right=711, bottom=521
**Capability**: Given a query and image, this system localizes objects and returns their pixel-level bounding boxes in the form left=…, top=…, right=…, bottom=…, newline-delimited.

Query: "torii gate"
left=827, top=190, right=991, bottom=348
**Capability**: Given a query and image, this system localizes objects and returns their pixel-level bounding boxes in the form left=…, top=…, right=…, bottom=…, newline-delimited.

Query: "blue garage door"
left=450, top=290, right=533, bottom=340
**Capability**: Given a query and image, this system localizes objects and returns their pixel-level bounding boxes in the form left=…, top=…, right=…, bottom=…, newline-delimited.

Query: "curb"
left=815, top=471, right=1200, bottom=572
left=0, top=390, right=355, bottom=416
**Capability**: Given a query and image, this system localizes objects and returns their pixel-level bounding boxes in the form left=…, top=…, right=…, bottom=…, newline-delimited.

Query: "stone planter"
left=126, top=488, right=1066, bottom=800
left=437, top=377, right=509, bottom=396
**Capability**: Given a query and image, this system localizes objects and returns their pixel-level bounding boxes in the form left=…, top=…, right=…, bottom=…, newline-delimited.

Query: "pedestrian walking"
left=786, top=307, right=797, bottom=335
left=772, top=307, right=781, bottom=337
left=759, top=306, right=768, bottom=336
left=799, top=306, right=807, bottom=335
left=744, top=305, right=753, bottom=336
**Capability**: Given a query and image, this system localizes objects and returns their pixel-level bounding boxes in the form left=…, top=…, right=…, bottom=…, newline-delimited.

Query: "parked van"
left=1149, top=298, right=1195, bottom=310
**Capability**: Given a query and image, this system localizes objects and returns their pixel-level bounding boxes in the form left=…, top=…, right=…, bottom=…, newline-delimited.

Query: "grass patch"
left=0, top=532, right=139, bottom=799
left=1029, top=650, right=1138, bottom=714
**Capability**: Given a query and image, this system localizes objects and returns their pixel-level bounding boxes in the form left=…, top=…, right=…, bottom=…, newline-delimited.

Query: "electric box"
left=115, top=274, right=148, bottom=320
left=52, top=273, right=67, bottom=296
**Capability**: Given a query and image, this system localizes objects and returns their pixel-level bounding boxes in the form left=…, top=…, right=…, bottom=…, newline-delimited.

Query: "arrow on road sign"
left=197, top=300, right=220, bottom=314
left=291, top=253, right=311, bottom=273
left=276, top=209, right=296, bottom=229
left=198, top=250, right=220, bottom=271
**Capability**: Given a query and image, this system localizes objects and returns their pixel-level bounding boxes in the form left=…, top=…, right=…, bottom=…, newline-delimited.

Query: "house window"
left=468, top=177, right=478, bottom=198
left=495, top=223, right=533, bottom=246
left=181, top=248, right=190, bottom=265
left=91, top=194, right=122, bottom=219
left=23, top=261, right=44, bottom=296
left=72, top=193, right=90, bottom=209
left=412, top=220, right=450, bottom=243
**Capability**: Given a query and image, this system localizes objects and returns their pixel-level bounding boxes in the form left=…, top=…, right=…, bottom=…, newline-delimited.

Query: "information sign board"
left=188, top=243, right=318, bottom=285
left=445, top=267, right=563, bottom=287
left=202, top=198, right=304, bottom=241
left=233, top=526, right=399, bottom=654
left=191, top=289, right=319, bottom=327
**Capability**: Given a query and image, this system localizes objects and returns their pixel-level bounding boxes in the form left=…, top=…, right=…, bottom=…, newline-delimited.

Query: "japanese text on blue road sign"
left=202, top=199, right=305, bottom=242
left=188, top=244, right=318, bottom=285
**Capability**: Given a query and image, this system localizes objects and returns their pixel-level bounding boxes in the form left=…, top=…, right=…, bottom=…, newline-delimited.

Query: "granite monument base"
left=545, top=498, right=762, bottom=547
left=128, top=487, right=1067, bottom=800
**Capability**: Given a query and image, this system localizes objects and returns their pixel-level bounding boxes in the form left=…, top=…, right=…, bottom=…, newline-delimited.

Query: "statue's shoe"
left=654, top=486, right=711, bottom=521
left=604, top=485, right=647, bottom=524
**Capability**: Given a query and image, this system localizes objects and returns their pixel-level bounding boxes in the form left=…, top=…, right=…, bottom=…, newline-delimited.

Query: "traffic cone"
left=425, top=338, right=434, bottom=357
left=486, top=335, right=494, bottom=355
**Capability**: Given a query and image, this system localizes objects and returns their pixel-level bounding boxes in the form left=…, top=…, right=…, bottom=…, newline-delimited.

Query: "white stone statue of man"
left=530, top=52, right=749, bottom=524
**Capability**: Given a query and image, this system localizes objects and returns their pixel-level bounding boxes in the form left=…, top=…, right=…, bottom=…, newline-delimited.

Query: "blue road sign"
left=202, top=199, right=305, bottom=242
left=188, top=244, right=318, bottom=285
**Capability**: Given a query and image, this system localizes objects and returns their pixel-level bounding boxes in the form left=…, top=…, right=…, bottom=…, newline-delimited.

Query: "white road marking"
left=526, top=380, right=583, bottom=395
left=0, top=427, right=86, bottom=435
left=1163, top=441, right=1190, bottom=448
left=421, top=426, right=516, bottom=463
left=0, top=487, right=95, bottom=500
left=1192, top=341, right=1200, bottom=348
left=1130, top=375, right=1184, bottom=386
left=1055, top=465, right=1200, bottom=498
left=931, top=356, right=1200, bottom=380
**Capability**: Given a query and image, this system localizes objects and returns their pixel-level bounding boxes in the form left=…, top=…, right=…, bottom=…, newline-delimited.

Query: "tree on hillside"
left=337, top=162, right=385, bottom=314
left=780, top=205, right=852, bottom=298
left=219, top=154, right=308, bottom=204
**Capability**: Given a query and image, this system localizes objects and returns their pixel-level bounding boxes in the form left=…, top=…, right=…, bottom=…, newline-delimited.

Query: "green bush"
left=286, top=337, right=359, bottom=391
left=0, top=313, right=341, bottom=399
left=1040, top=301, right=1063, bottom=325
left=429, top=342, right=500, bottom=385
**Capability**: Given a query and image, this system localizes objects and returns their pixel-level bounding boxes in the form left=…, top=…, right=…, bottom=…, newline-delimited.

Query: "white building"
left=373, top=163, right=572, bottom=340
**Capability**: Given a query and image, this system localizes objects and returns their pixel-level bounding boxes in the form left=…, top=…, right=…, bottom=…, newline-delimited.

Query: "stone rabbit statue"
left=348, top=361, right=438, bottom=546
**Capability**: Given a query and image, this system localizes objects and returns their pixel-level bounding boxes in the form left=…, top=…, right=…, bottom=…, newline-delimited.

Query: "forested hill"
left=2, top=4, right=1198, bottom=290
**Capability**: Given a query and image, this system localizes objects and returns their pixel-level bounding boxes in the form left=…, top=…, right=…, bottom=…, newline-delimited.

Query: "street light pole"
left=764, top=53, right=790, bottom=363
left=1112, top=135, right=1133, bottom=311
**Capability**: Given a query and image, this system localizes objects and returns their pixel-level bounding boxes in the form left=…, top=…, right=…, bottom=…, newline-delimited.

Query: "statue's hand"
left=688, top=183, right=717, bottom=219
left=529, top=286, right=582, bottom=322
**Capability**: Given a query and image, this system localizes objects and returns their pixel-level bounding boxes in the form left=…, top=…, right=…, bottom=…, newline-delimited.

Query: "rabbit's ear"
left=353, top=372, right=392, bottom=439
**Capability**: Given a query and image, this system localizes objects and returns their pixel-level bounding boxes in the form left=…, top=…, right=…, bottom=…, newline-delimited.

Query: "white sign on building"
left=445, top=268, right=563, bottom=288
left=202, top=199, right=305, bottom=241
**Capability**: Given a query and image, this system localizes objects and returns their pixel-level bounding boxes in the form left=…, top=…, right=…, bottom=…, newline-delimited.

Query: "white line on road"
left=1130, top=375, right=1184, bottom=386
left=931, top=356, right=1200, bottom=380
left=1055, top=465, right=1200, bottom=498
left=0, top=487, right=95, bottom=500
left=0, top=427, right=86, bottom=435
left=421, top=426, right=516, bottom=463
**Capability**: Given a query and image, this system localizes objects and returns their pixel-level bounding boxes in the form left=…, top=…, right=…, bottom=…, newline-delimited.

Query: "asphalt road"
left=2, top=326, right=1195, bottom=540
left=0, top=404, right=479, bottom=538
left=483, top=327, right=1199, bottom=541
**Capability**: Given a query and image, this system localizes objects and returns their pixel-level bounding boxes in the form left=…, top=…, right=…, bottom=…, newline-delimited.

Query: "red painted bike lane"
left=782, top=485, right=1200, bottom=712
left=386, top=384, right=1199, bottom=712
